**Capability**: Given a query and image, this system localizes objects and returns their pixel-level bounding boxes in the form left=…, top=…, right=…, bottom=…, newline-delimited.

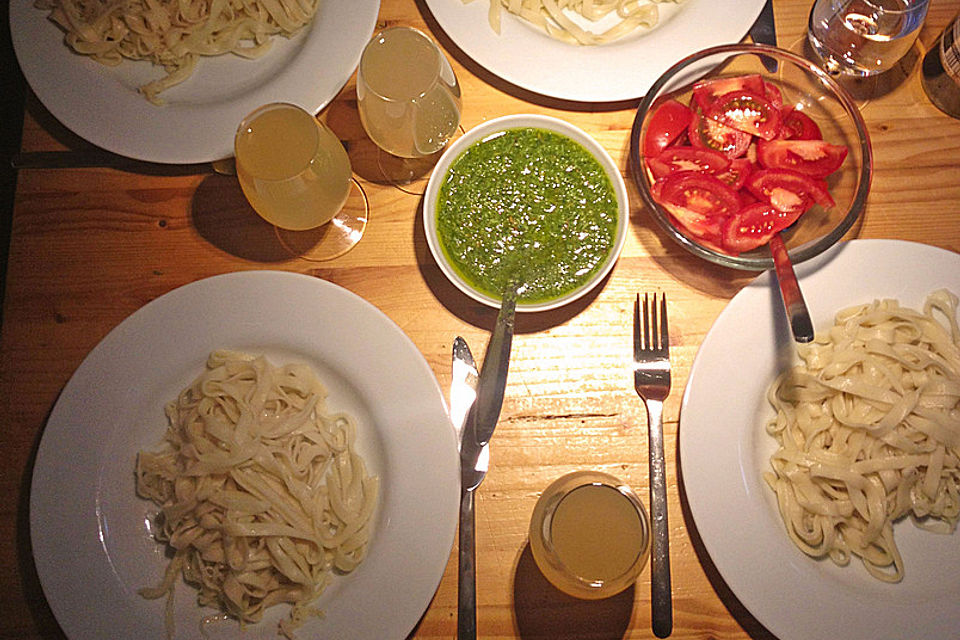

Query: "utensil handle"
left=646, top=398, right=673, bottom=638
left=458, top=487, right=478, bottom=640
left=769, top=233, right=814, bottom=343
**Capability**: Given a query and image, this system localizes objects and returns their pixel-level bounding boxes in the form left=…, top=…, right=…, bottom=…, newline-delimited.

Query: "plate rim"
left=28, top=270, right=459, bottom=640
left=9, top=0, right=381, bottom=164
left=421, top=0, right=766, bottom=103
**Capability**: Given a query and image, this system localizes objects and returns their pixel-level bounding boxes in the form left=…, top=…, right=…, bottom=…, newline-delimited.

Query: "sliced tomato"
left=706, top=90, right=782, bottom=141
left=763, top=80, right=783, bottom=109
left=658, top=171, right=741, bottom=218
left=715, top=158, right=754, bottom=191
left=746, top=168, right=835, bottom=212
left=661, top=201, right=724, bottom=244
left=644, top=99, right=693, bottom=157
left=779, top=107, right=822, bottom=140
left=722, top=202, right=804, bottom=254
left=757, top=139, right=848, bottom=178
left=647, top=146, right=730, bottom=179
left=688, top=107, right=751, bottom=158
left=692, top=74, right=766, bottom=111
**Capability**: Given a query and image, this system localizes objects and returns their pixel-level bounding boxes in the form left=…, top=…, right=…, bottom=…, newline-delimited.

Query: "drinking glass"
left=528, top=471, right=650, bottom=600
left=356, top=26, right=462, bottom=159
left=234, top=103, right=367, bottom=260
left=807, top=0, right=930, bottom=77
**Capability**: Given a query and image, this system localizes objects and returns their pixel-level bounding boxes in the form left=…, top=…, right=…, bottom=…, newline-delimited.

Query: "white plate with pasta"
left=9, top=0, right=380, bottom=164
left=29, top=271, right=460, bottom=640
left=421, top=0, right=765, bottom=103
left=680, top=239, right=960, bottom=640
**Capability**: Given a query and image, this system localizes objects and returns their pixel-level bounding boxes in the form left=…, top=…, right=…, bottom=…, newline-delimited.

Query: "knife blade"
left=750, top=0, right=779, bottom=72
left=452, top=337, right=480, bottom=640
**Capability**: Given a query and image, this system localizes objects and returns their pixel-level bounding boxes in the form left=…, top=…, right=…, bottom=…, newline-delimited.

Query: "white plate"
left=680, top=239, right=960, bottom=640
left=29, top=271, right=459, bottom=640
left=9, top=0, right=380, bottom=164
left=422, top=0, right=765, bottom=103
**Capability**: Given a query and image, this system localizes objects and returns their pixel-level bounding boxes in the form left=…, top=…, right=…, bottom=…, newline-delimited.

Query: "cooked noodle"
left=35, top=0, right=320, bottom=104
left=764, top=290, right=960, bottom=582
left=468, top=0, right=681, bottom=45
left=136, top=350, right=378, bottom=638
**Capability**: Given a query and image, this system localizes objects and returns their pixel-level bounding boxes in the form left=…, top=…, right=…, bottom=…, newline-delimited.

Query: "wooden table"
left=3, top=1, right=960, bottom=638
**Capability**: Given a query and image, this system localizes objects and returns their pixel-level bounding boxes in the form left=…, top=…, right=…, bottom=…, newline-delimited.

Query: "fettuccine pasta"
left=764, top=290, right=960, bottom=582
left=468, top=0, right=682, bottom=45
left=35, top=0, right=320, bottom=104
left=136, top=350, right=378, bottom=638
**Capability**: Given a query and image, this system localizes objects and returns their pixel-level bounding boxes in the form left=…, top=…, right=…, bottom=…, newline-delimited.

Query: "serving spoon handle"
left=769, top=233, right=814, bottom=343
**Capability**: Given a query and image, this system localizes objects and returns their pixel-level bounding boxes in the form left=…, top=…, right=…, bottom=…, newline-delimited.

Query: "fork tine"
left=659, top=293, right=668, bottom=354
left=643, top=293, right=652, bottom=350
left=633, top=294, right=641, bottom=359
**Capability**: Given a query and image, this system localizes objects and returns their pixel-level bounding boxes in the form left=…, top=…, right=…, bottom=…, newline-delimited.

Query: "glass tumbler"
left=807, top=0, right=930, bottom=77
left=529, top=471, right=650, bottom=600
left=357, top=26, right=462, bottom=158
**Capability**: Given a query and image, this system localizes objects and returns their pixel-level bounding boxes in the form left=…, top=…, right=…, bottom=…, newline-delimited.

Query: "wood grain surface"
left=2, top=1, right=959, bottom=639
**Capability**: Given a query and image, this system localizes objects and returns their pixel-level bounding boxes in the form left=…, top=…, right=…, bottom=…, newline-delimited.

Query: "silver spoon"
left=769, top=232, right=814, bottom=343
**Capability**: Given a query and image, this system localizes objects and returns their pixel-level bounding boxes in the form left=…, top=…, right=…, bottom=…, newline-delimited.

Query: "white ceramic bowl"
left=423, top=114, right=629, bottom=312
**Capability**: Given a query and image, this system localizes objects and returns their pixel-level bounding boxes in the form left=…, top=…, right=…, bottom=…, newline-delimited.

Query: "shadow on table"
left=513, top=542, right=636, bottom=639
left=16, top=404, right=71, bottom=639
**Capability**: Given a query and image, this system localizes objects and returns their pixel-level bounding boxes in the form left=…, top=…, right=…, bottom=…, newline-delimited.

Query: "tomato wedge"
left=706, top=90, right=782, bottom=141
left=647, top=146, right=730, bottom=179
left=657, top=171, right=741, bottom=217
left=688, top=107, right=751, bottom=158
left=661, top=201, right=724, bottom=244
left=746, top=168, right=835, bottom=211
left=644, top=99, right=693, bottom=157
left=763, top=81, right=783, bottom=109
left=715, top=158, right=754, bottom=191
left=757, top=139, right=848, bottom=178
left=692, top=74, right=766, bottom=111
left=779, top=107, right=822, bottom=140
left=722, top=202, right=804, bottom=254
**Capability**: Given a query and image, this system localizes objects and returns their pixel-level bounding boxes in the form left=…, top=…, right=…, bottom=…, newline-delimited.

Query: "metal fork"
left=633, top=293, right=673, bottom=638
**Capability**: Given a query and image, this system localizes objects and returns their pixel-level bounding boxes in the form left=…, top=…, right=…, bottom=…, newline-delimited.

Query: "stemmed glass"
left=234, top=102, right=368, bottom=261
left=356, top=26, right=462, bottom=190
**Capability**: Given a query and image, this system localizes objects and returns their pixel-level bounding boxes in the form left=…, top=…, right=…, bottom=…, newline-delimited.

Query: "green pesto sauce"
left=436, top=127, right=618, bottom=304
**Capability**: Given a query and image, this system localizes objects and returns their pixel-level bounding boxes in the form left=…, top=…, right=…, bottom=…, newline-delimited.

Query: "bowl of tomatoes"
left=629, top=43, right=873, bottom=270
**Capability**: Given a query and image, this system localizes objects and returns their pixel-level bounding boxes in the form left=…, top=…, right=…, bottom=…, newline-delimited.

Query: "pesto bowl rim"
left=422, top=113, right=629, bottom=313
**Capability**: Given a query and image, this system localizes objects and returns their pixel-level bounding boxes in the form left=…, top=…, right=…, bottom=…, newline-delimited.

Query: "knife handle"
left=458, top=487, right=478, bottom=640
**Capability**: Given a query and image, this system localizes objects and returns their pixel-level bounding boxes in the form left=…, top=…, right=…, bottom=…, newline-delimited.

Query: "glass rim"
left=234, top=102, right=326, bottom=184
left=358, top=25, right=445, bottom=104
left=853, top=0, right=931, bottom=14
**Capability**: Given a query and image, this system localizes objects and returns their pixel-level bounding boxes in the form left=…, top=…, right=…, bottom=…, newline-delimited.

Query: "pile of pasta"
left=35, top=0, right=320, bottom=104
left=136, top=351, right=378, bottom=638
left=471, top=0, right=682, bottom=45
left=764, top=290, right=960, bottom=582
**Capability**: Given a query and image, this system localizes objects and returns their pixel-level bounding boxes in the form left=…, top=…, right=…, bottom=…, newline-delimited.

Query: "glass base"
left=273, top=177, right=369, bottom=262
left=793, top=32, right=923, bottom=105
left=369, top=124, right=466, bottom=196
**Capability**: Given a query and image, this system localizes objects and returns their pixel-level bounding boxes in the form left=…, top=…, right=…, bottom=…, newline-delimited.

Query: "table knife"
left=750, top=0, right=779, bottom=72
left=452, top=337, right=480, bottom=640
left=456, top=290, right=517, bottom=640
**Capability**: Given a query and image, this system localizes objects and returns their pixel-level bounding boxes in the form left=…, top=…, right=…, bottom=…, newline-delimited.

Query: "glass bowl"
left=629, top=43, right=873, bottom=270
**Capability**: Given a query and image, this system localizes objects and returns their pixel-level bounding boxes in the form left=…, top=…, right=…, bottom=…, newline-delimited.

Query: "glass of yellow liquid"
left=357, top=26, right=462, bottom=161
left=234, top=102, right=367, bottom=260
left=529, top=471, right=651, bottom=600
